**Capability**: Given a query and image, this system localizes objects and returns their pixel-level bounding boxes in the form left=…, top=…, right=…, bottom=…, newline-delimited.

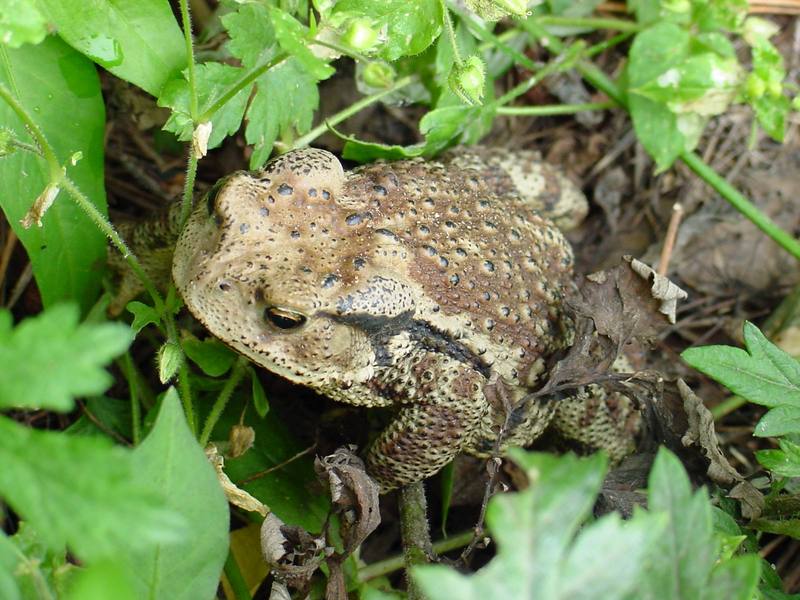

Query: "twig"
left=657, top=203, right=684, bottom=276
left=236, top=443, right=317, bottom=485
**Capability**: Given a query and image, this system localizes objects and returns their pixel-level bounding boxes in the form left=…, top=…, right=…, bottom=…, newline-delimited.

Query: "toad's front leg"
left=365, top=364, right=487, bottom=492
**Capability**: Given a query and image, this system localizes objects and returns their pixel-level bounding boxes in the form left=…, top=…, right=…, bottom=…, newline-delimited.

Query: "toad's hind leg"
left=550, top=386, right=639, bottom=463
left=366, top=370, right=487, bottom=492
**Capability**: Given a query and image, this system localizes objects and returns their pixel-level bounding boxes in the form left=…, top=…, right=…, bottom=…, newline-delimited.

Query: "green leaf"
left=752, top=93, right=789, bottom=142
left=642, top=449, right=715, bottom=599
left=627, top=22, right=692, bottom=170
left=251, top=368, right=269, bottom=418
left=183, top=335, right=237, bottom=377
left=0, top=304, right=132, bottom=411
left=64, top=561, right=137, bottom=600
left=222, top=3, right=277, bottom=68
left=638, top=448, right=760, bottom=600
left=38, top=0, right=186, bottom=96
left=634, top=53, right=742, bottom=116
left=0, top=0, right=48, bottom=47
left=245, top=58, right=319, bottom=168
left=118, top=389, right=229, bottom=600
left=756, top=439, right=800, bottom=477
left=681, top=322, right=800, bottom=409
left=268, top=6, right=334, bottom=80
left=692, top=0, right=747, bottom=33
left=547, top=0, right=604, bottom=18
left=159, top=62, right=250, bottom=150
left=332, top=0, right=443, bottom=61
left=0, top=533, right=21, bottom=600
left=0, top=417, right=184, bottom=562
left=414, top=451, right=660, bottom=600
left=127, top=300, right=161, bottom=334
left=755, top=405, right=800, bottom=437
left=0, top=37, right=107, bottom=313
left=3, top=524, right=78, bottom=599
left=224, top=409, right=329, bottom=531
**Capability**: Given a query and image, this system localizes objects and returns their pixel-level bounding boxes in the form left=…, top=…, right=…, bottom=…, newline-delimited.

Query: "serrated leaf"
left=706, top=555, right=760, bottom=600
left=752, top=92, right=789, bottom=142
left=332, top=0, right=443, bottom=61
left=415, top=451, right=660, bottom=600
left=159, top=62, right=250, bottom=151
left=0, top=417, right=184, bottom=562
left=0, top=37, right=108, bottom=313
left=38, top=0, right=186, bottom=96
left=245, top=58, right=319, bottom=168
left=118, top=389, right=229, bottom=599
left=183, top=335, right=236, bottom=377
left=0, top=304, right=132, bottom=411
left=268, top=6, right=333, bottom=80
left=0, top=0, right=47, bottom=47
left=682, top=322, right=800, bottom=409
left=222, top=3, right=277, bottom=68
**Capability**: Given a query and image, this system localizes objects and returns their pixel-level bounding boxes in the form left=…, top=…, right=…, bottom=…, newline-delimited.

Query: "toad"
left=163, top=147, right=637, bottom=490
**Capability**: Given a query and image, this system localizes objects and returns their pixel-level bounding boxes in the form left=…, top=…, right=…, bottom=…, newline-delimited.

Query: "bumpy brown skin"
left=171, top=147, right=633, bottom=491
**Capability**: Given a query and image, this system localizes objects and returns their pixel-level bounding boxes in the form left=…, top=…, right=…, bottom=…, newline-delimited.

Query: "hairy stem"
left=291, top=75, right=415, bottom=149
left=359, top=530, right=473, bottom=581
left=179, top=0, right=199, bottom=121
left=497, top=100, right=616, bottom=116
left=199, top=356, right=249, bottom=445
left=399, top=481, right=433, bottom=600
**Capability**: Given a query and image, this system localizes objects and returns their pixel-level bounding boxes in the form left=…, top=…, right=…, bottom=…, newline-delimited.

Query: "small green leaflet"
left=0, top=0, right=47, bottom=47
left=681, top=321, right=800, bottom=436
left=0, top=305, right=133, bottom=412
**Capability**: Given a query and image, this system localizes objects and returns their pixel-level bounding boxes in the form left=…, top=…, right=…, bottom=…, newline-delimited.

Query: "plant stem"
left=122, top=352, right=142, bottom=444
left=291, top=75, right=415, bottom=149
left=179, top=0, right=199, bottom=121
left=224, top=550, right=253, bottom=600
left=399, top=481, right=433, bottom=600
left=441, top=1, right=463, bottom=66
left=199, top=356, right=249, bottom=445
left=522, top=20, right=800, bottom=262
left=584, top=31, right=635, bottom=58
left=534, top=15, right=642, bottom=33
left=497, top=100, right=616, bottom=116
left=680, top=152, right=800, bottom=260
left=710, top=395, right=747, bottom=420
left=179, top=146, right=198, bottom=231
left=179, top=361, right=197, bottom=435
left=199, top=53, right=289, bottom=123
left=358, top=530, right=473, bottom=581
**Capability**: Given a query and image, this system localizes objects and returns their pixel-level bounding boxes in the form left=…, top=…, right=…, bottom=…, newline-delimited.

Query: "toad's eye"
left=264, top=306, right=307, bottom=330
left=205, top=179, right=227, bottom=221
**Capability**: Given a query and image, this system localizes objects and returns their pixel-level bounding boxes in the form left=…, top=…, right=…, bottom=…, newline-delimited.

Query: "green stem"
left=291, top=75, right=415, bottom=149
left=122, top=352, right=142, bottom=444
left=224, top=550, right=253, bottom=600
left=178, top=360, right=197, bottom=436
left=680, top=152, right=800, bottom=260
left=584, top=31, right=635, bottom=58
left=399, top=481, right=432, bottom=600
left=199, top=356, right=249, bottom=445
left=523, top=20, right=800, bottom=262
left=179, top=0, right=198, bottom=121
left=311, top=38, right=371, bottom=64
left=8, top=138, right=42, bottom=156
left=497, top=100, right=616, bottom=116
left=0, top=83, right=59, bottom=176
left=179, top=146, right=198, bottom=231
left=493, top=51, right=576, bottom=108
left=710, top=395, right=747, bottom=421
left=358, top=530, right=474, bottom=581
left=441, top=1, right=463, bottom=66
left=534, top=15, right=642, bottom=33
left=199, top=53, right=288, bottom=122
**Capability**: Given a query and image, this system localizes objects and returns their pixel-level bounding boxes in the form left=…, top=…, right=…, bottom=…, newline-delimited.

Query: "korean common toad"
left=170, top=147, right=636, bottom=491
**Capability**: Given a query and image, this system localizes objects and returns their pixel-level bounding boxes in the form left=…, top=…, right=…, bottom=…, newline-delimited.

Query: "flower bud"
left=449, top=56, right=486, bottom=106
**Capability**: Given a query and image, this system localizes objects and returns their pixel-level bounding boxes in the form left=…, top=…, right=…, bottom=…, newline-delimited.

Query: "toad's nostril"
left=218, top=281, right=232, bottom=292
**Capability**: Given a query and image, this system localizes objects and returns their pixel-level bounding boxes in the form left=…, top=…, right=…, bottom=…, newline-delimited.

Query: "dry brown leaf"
left=206, top=445, right=269, bottom=517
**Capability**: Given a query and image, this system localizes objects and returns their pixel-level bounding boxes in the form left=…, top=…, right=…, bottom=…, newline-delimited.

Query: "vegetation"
left=1, top=0, right=800, bottom=597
